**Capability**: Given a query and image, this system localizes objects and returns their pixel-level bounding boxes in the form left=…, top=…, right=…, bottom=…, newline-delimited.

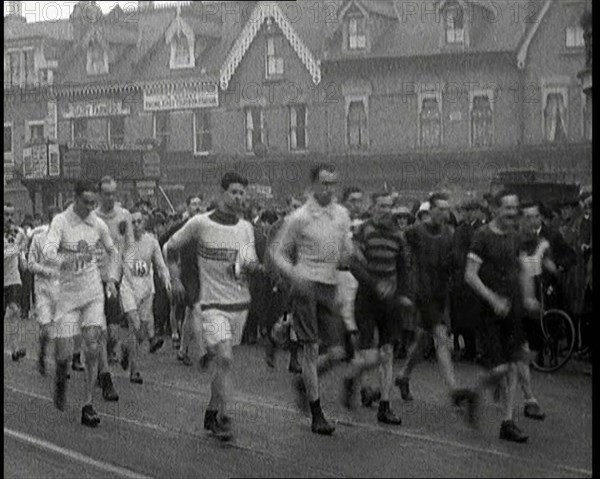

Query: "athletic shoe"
left=524, top=402, right=546, bottom=421
left=360, top=387, right=381, bottom=408
left=395, top=376, right=414, bottom=401
left=292, top=376, right=309, bottom=413
left=11, top=349, right=26, bottom=361
left=311, top=412, right=335, bottom=435
left=377, top=409, right=403, bottom=425
left=72, top=353, right=85, bottom=372
left=81, top=404, right=101, bottom=428
left=120, top=344, right=130, bottom=371
left=342, top=377, right=356, bottom=410
left=204, top=410, right=233, bottom=441
left=177, top=352, right=192, bottom=366
left=499, top=420, right=528, bottom=443
left=99, top=372, right=119, bottom=401
left=149, top=337, right=164, bottom=354
left=451, top=388, right=479, bottom=427
left=130, top=372, right=143, bottom=384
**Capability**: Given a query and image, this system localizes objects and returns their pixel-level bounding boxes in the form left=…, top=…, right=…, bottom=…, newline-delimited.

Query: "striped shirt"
left=167, top=209, right=257, bottom=310
left=353, top=218, right=408, bottom=292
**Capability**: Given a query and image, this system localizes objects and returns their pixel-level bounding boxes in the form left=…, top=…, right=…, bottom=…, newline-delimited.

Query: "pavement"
left=4, top=318, right=593, bottom=478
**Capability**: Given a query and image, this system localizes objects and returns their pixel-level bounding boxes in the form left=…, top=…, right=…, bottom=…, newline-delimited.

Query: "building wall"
left=523, top=0, right=589, bottom=145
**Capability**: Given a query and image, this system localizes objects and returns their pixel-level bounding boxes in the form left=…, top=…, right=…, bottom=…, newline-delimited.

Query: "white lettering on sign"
left=143, top=84, right=218, bottom=111
left=63, top=100, right=131, bottom=119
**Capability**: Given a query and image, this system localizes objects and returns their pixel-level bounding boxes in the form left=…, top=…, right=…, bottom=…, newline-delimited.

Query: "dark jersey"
left=405, top=222, right=454, bottom=306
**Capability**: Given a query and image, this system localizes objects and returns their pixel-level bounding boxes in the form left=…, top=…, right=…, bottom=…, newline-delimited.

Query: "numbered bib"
left=133, top=260, right=149, bottom=277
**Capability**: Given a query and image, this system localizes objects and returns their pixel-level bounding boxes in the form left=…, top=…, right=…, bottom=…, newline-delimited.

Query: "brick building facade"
left=4, top=0, right=592, bottom=214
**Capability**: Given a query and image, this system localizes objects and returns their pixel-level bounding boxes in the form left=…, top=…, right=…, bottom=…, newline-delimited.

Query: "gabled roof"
left=323, top=0, right=535, bottom=61
left=219, top=1, right=323, bottom=89
left=4, top=18, right=72, bottom=42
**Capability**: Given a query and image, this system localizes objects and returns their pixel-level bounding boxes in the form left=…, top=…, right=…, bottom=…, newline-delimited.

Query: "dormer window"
left=173, top=32, right=191, bottom=66
left=87, top=40, right=108, bottom=75
left=348, top=16, right=367, bottom=50
left=166, top=12, right=195, bottom=69
left=266, top=36, right=284, bottom=79
left=445, top=4, right=464, bottom=44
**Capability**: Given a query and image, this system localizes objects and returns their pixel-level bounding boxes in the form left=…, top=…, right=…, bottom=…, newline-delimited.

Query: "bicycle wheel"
left=531, top=309, right=576, bottom=373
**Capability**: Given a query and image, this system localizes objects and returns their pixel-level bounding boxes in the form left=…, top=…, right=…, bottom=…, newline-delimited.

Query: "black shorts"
left=103, top=281, right=123, bottom=326
left=4, top=284, right=22, bottom=314
left=355, top=288, right=402, bottom=350
left=482, top=313, right=526, bottom=367
left=290, top=281, right=344, bottom=346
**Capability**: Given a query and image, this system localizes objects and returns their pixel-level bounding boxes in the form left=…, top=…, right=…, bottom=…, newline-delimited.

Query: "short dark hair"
left=342, top=186, right=362, bottom=203
left=74, top=180, right=97, bottom=197
left=371, top=191, right=391, bottom=204
left=493, top=189, right=518, bottom=208
left=186, top=195, right=201, bottom=206
left=221, top=172, right=248, bottom=190
left=520, top=201, right=540, bottom=212
left=310, top=163, right=336, bottom=183
left=98, top=176, right=116, bottom=191
left=428, top=192, right=449, bottom=208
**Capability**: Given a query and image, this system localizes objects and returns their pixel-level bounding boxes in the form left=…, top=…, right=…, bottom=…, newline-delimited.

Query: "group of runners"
left=5, top=164, right=577, bottom=444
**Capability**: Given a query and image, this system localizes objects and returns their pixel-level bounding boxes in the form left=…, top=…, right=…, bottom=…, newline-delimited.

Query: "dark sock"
left=378, top=400, right=390, bottom=414
left=56, top=360, right=68, bottom=382
left=309, top=399, right=322, bottom=418
left=205, top=409, right=218, bottom=423
left=39, top=334, right=48, bottom=358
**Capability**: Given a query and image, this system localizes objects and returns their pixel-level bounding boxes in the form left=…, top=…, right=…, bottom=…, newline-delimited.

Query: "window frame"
left=86, top=40, right=109, bottom=76
left=27, top=120, right=45, bottom=144
left=153, top=111, right=171, bottom=147
left=193, top=109, right=212, bottom=155
left=347, top=14, right=367, bottom=51
left=541, top=85, right=569, bottom=142
left=288, top=104, right=308, bottom=152
left=265, top=35, right=285, bottom=79
left=418, top=90, right=443, bottom=149
left=581, top=91, right=592, bottom=142
left=445, top=4, right=465, bottom=45
left=245, top=107, right=265, bottom=153
left=5, top=49, right=23, bottom=86
left=169, top=31, right=195, bottom=70
left=71, top=118, right=89, bottom=142
left=345, top=95, right=369, bottom=149
left=469, top=88, right=495, bottom=148
left=108, top=116, right=125, bottom=147
left=565, top=25, right=585, bottom=49
left=4, top=121, right=13, bottom=157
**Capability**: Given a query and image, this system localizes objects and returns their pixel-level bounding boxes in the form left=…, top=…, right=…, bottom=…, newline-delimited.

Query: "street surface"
left=4, top=318, right=593, bottom=478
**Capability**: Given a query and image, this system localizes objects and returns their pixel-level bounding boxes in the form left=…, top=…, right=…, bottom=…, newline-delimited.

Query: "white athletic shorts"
left=121, top=285, right=155, bottom=337
left=202, top=308, right=248, bottom=348
left=54, top=299, right=106, bottom=339
left=336, top=271, right=359, bottom=332
left=35, top=291, right=56, bottom=327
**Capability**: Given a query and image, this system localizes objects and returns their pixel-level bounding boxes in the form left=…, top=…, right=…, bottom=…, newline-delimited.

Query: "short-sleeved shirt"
left=167, top=209, right=257, bottom=309
left=46, top=205, right=117, bottom=314
left=468, top=224, right=523, bottom=318
left=405, top=222, right=454, bottom=306
left=122, top=232, right=168, bottom=300
left=4, top=226, right=25, bottom=287
left=95, top=205, right=133, bottom=283
left=274, top=197, right=353, bottom=285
